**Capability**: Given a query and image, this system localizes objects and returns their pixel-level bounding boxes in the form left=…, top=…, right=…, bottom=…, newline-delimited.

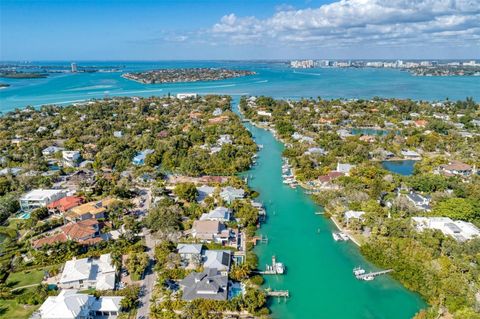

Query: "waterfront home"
left=412, top=217, right=480, bottom=241
left=65, top=198, right=116, bottom=222
left=317, top=171, right=344, bottom=189
left=62, top=150, right=81, bottom=167
left=42, top=146, right=63, bottom=156
left=220, top=186, right=245, bottom=204
left=177, top=93, right=197, bottom=99
left=191, top=220, right=232, bottom=244
left=59, top=254, right=116, bottom=290
left=257, top=110, right=272, bottom=117
left=180, top=268, right=228, bottom=301
left=32, top=219, right=103, bottom=249
left=304, top=147, right=327, bottom=155
left=19, top=189, right=67, bottom=212
left=336, top=163, right=355, bottom=175
left=439, top=161, right=473, bottom=177
left=401, top=150, right=421, bottom=160
left=36, top=289, right=122, bottom=319
left=344, top=210, right=365, bottom=222
left=47, top=196, right=84, bottom=215
left=132, top=149, right=154, bottom=166
left=196, top=185, right=216, bottom=202
left=177, top=244, right=203, bottom=264
left=292, top=132, right=315, bottom=144
left=200, top=207, right=231, bottom=222
left=405, top=192, right=431, bottom=211
left=202, top=250, right=232, bottom=272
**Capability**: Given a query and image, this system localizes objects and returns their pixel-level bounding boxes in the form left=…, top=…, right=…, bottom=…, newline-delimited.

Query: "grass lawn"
left=0, top=299, right=39, bottom=319
left=6, top=269, right=45, bottom=289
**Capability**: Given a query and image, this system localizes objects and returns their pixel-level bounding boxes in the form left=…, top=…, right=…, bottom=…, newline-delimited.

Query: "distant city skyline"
left=1, top=0, right=479, bottom=60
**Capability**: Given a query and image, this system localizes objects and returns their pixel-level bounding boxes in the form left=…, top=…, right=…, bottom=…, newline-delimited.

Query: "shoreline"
left=240, top=107, right=364, bottom=249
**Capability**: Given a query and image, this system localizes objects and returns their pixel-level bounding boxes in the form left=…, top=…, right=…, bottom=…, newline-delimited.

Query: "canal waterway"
left=236, top=103, right=425, bottom=319
left=3, top=61, right=474, bottom=318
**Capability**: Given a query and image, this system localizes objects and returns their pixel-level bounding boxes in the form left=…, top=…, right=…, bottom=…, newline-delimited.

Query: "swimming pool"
left=16, top=212, right=31, bottom=219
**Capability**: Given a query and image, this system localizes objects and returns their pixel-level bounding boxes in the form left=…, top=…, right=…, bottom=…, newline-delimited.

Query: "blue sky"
left=1, top=0, right=479, bottom=60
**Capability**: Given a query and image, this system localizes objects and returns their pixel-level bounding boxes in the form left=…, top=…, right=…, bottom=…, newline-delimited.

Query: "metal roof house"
left=132, top=149, right=154, bottom=166
left=202, top=250, right=232, bottom=272
left=59, top=254, right=117, bottom=291
left=200, top=207, right=231, bottom=222
left=35, top=289, right=123, bottom=319
left=180, top=268, right=228, bottom=301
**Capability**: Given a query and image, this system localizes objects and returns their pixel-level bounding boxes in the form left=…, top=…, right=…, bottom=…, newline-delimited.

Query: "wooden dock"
left=356, top=269, right=393, bottom=280
left=265, top=289, right=290, bottom=298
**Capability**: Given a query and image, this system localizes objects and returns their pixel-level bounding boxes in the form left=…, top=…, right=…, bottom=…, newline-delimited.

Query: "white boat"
left=362, top=275, right=375, bottom=281
left=339, top=232, right=350, bottom=241
left=332, top=232, right=341, bottom=241
left=275, top=262, right=285, bottom=274
left=353, top=267, right=366, bottom=276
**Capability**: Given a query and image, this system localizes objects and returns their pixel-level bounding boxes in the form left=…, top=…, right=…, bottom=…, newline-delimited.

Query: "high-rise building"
left=71, top=62, right=77, bottom=72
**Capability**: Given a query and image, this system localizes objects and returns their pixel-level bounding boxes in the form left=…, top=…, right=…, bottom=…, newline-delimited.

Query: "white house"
left=412, top=217, right=480, bottom=241
left=42, top=146, right=63, bottom=156
left=202, top=250, right=232, bottom=272
left=200, top=207, right=231, bottom=222
left=196, top=185, right=216, bottom=202
left=257, top=110, right=272, bottom=117
left=401, top=150, right=421, bottom=160
left=336, top=163, right=355, bottom=175
left=177, top=244, right=203, bottom=264
left=59, top=254, right=117, bottom=291
left=37, top=290, right=123, bottom=319
left=63, top=151, right=81, bottom=167
left=20, top=189, right=67, bottom=212
left=177, top=93, right=197, bottom=99
left=344, top=210, right=365, bottom=222
left=405, top=192, right=431, bottom=211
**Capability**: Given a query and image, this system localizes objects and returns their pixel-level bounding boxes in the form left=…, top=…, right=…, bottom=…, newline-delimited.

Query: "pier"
left=356, top=269, right=393, bottom=280
left=250, top=234, right=268, bottom=245
left=256, top=256, right=285, bottom=275
left=265, top=289, right=290, bottom=298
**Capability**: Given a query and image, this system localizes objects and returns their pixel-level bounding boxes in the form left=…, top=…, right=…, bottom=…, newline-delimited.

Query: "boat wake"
left=65, top=85, right=114, bottom=92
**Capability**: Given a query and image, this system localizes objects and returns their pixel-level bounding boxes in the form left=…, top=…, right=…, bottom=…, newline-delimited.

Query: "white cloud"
left=208, top=0, right=480, bottom=49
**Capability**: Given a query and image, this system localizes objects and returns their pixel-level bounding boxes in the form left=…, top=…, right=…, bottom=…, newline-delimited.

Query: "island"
left=122, top=67, right=256, bottom=84
left=0, top=72, right=48, bottom=79
left=240, top=95, right=480, bottom=318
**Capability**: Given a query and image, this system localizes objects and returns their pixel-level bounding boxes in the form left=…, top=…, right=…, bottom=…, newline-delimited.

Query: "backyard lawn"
left=6, top=269, right=45, bottom=289
left=0, top=299, right=39, bottom=319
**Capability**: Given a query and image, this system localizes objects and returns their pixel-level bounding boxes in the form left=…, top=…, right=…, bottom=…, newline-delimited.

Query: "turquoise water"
left=1, top=61, right=479, bottom=112
left=382, top=160, right=417, bottom=176
left=239, top=111, right=425, bottom=318
left=2, top=61, right=475, bottom=318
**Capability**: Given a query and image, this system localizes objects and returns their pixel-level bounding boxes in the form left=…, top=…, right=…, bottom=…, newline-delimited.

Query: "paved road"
left=136, top=228, right=156, bottom=319
left=136, top=188, right=156, bottom=319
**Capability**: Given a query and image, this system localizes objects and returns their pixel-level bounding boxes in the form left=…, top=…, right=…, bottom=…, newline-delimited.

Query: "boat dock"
left=356, top=269, right=393, bottom=281
left=250, top=234, right=268, bottom=245
left=265, top=289, right=290, bottom=298
left=257, top=256, right=285, bottom=275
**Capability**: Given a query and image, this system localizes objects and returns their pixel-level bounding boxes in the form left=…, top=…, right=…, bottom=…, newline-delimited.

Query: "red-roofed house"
left=47, top=196, right=84, bottom=214
left=32, top=219, right=102, bottom=249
